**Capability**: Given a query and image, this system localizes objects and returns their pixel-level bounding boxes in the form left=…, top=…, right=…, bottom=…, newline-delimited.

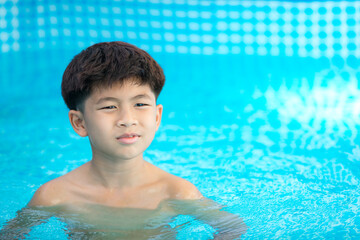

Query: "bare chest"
left=65, top=182, right=169, bottom=209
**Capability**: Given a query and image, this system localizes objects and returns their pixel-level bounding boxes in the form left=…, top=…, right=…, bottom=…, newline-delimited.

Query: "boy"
left=1, top=41, right=246, bottom=239
left=29, top=41, right=203, bottom=209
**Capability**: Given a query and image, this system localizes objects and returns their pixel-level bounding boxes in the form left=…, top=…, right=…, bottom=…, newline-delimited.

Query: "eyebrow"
left=96, top=97, right=119, bottom=105
left=131, top=94, right=152, bottom=101
left=95, top=94, right=152, bottom=104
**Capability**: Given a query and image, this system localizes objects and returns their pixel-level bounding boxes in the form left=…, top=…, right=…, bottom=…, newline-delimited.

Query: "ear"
left=155, top=104, right=163, bottom=131
left=69, top=110, right=88, bottom=137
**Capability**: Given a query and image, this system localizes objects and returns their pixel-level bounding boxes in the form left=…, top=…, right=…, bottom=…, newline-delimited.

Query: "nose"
left=116, top=107, right=138, bottom=127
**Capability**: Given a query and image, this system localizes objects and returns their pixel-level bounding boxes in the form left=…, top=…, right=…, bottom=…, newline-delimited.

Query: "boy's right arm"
left=0, top=206, right=52, bottom=239
left=0, top=182, right=60, bottom=239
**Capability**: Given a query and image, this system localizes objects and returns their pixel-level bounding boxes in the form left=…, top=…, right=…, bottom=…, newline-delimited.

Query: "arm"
left=0, top=183, right=60, bottom=239
left=171, top=181, right=247, bottom=239
left=0, top=207, right=52, bottom=239
left=196, top=198, right=247, bottom=239
left=173, top=198, right=247, bottom=239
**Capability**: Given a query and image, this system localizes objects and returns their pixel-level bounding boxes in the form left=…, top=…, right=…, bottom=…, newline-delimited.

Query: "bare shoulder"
left=28, top=177, right=68, bottom=207
left=151, top=164, right=203, bottom=200
left=168, top=175, right=203, bottom=200
left=28, top=163, right=90, bottom=207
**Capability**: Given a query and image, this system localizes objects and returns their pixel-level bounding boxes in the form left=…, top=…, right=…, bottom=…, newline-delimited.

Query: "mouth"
left=116, top=133, right=141, bottom=144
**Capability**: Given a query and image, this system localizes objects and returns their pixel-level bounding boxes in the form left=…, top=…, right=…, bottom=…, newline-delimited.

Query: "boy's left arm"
left=184, top=198, right=247, bottom=239
left=174, top=180, right=247, bottom=239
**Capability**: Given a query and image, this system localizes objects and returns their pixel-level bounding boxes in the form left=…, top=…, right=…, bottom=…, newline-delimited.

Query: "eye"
left=101, top=105, right=117, bottom=109
left=135, top=103, right=149, bottom=107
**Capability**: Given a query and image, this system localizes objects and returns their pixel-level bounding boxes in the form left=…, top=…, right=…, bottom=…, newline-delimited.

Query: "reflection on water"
left=0, top=199, right=247, bottom=240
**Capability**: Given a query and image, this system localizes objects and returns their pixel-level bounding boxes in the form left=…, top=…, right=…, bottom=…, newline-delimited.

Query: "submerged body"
left=2, top=199, right=246, bottom=239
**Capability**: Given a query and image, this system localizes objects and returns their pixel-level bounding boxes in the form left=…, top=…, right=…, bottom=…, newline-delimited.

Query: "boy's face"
left=69, top=80, right=163, bottom=161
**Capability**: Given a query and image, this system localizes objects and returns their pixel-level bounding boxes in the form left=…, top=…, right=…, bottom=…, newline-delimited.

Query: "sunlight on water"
left=262, top=76, right=360, bottom=140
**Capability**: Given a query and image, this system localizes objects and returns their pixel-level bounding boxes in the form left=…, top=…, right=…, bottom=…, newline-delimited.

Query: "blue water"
left=1, top=1, right=360, bottom=239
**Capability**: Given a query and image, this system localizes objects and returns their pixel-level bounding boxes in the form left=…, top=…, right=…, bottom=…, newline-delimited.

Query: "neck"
left=88, top=153, right=148, bottom=189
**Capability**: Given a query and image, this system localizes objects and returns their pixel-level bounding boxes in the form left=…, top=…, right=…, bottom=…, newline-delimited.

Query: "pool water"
left=1, top=1, right=360, bottom=239
left=1, top=53, right=360, bottom=239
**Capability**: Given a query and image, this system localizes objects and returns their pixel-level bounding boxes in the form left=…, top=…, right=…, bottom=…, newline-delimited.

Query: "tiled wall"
left=1, top=0, right=359, bottom=58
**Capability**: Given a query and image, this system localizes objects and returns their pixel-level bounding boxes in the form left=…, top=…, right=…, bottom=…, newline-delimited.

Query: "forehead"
left=88, top=81, right=155, bottom=102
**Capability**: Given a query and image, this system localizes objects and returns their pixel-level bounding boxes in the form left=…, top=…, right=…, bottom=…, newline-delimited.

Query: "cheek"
left=145, top=120, right=157, bottom=133
left=143, top=113, right=158, bottom=134
left=85, top=118, right=111, bottom=138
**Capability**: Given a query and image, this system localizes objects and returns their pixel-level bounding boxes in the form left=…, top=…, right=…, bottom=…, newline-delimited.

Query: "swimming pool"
left=1, top=1, right=360, bottom=239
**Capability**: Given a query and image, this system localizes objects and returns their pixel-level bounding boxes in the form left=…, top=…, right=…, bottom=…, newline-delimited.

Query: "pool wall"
left=1, top=0, right=359, bottom=100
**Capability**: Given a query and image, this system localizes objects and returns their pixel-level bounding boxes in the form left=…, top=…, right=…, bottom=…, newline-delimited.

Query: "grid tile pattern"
left=0, top=0, right=359, bottom=58
left=0, top=0, right=19, bottom=52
